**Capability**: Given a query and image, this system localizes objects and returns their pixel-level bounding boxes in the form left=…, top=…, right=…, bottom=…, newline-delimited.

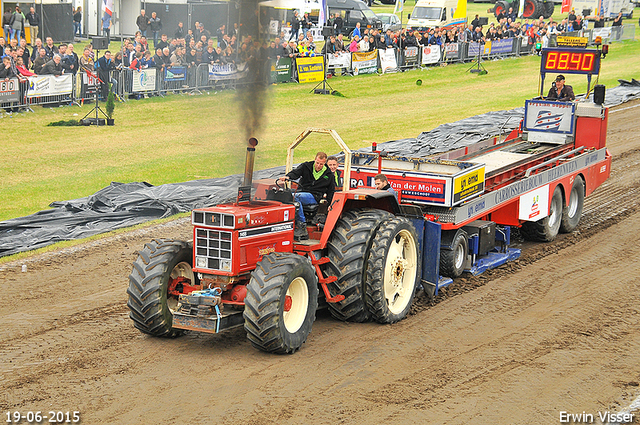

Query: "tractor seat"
left=302, top=204, right=319, bottom=221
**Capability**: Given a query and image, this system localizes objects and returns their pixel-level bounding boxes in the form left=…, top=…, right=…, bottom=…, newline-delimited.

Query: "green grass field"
left=1, top=28, right=639, bottom=223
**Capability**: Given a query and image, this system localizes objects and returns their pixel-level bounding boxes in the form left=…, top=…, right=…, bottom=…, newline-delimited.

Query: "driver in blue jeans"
left=278, top=151, right=335, bottom=241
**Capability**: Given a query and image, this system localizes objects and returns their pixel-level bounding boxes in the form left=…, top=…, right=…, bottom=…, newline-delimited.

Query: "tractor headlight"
left=221, top=260, right=231, bottom=272
left=196, top=256, right=207, bottom=268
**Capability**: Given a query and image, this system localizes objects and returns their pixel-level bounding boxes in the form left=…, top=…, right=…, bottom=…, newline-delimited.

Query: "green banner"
left=271, top=57, right=293, bottom=83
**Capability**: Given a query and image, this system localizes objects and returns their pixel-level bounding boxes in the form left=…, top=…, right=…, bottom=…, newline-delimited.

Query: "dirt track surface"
left=2, top=100, right=640, bottom=425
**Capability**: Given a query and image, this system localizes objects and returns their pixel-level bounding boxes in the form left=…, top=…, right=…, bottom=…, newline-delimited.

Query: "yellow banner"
left=453, top=167, right=485, bottom=203
left=557, top=36, right=588, bottom=47
left=296, top=56, right=324, bottom=84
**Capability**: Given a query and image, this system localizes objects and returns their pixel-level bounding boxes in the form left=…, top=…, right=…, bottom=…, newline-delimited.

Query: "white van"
left=407, top=0, right=467, bottom=29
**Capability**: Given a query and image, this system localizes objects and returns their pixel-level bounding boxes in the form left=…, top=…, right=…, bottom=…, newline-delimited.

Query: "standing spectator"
left=335, top=33, right=346, bottom=51
left=73, top=7, right=82, bottom=38
left=18, top=39, right=30, bottom=66
left=216, top=24, right=225, bottom=46
left=149, top=12, right=162, bottom=47
left=3, top=7, right=12, bottom=41
left=302, top=12, right=312, bottom=37
left=156, top=34, right=169, bottom=51
left=140, top=50, right=155, bottom=68
left=352, top=22, right=361, bottom=39
left=612, top=12, right=623, bottom=27
left=79, top=47, right=94, bottom=72
left=136, top=9, right=148, bottom=36
left=16, top=56, right=35, bottom=77
left=197, top=23, right=211, bottom=40
left=41, top=54, right=63, bottom=75
left=152, top=48, right=164, bottom=70
left=58, top=44, right=73, bottom=74
left=175, top=22, right=185, bottom=40
left=0, top=56, right=19, bottom=79
left=32, top=48, right=47, bottom=74
left=0, top=37, right=4, bottom=56
left=26, top=7, right=40, bottom=47
left=11, top=6, right=25, bottom=42
left=102, top=12, right=112, bottom=44
left=289, top=11, right=300, bottom=41
left=161, top=47, right=171, bottom=68
left=333, top=13, right=343, bottom=35
left=202, top=44, right=219, bottom=64
left=66, top=43, right=79, bottom=74
left=44, top=37, right=58, bottom=59
left=185, top=29, right=194, bottom=46
left=30, top=37, right=42, bottom=63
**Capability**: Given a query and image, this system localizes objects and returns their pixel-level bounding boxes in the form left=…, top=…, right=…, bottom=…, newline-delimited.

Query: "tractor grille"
left=195, top=228, right=233, bottom=271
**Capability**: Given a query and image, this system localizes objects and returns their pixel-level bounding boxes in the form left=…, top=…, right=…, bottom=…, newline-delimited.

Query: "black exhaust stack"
left=237, top=138, right=258, bottom=205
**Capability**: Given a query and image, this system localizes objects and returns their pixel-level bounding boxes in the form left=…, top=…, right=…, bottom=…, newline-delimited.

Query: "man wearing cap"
left=547, top=75, right=575, bottom=101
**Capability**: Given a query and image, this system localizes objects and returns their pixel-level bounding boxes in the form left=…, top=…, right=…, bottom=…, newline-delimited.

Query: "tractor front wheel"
left=244, top=252, right=319, bottom=354
left=127, top=239, right=195, bottom=338
left=365, top=217, right=421, bottom=324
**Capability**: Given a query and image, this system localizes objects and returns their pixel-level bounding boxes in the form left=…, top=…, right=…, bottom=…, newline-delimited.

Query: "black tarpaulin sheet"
left=1, top=81, right=639, bottom=257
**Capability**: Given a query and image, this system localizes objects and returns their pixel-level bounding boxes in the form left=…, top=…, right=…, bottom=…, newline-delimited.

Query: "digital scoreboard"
left=539, top=48, right=601, bottom=98
left=541, top=49, right=600, bottom=75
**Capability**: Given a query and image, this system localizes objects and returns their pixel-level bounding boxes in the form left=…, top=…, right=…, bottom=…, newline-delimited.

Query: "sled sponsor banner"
left=421, top=45, right=441, bottom=64
left=489, top=38, right=513, bottom=55
left=351, top=50, right=378, bottom=75
left=131, top=68, right=157, bottom=92
left=296, top=56, right=324, bottom=83
left=27, top=74, right=73, bottom=98
left=524, top=100, right=575, bottom=134
left=165, top=66, right=187, bottom=82
left=380, top=48, right=398, bottom=74
left=208, top=63, right=248, bottom=81
left=519, top=185, right=550, bottom=221
left=0, top=78, right=20, bottom=103
left=327, top=51, right=351, bottom=69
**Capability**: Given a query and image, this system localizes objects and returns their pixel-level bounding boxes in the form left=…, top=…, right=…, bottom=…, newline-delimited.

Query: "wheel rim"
left=568, top=187, right=579, bottom=218
left=283, top=277, right=309, bottom=334
left=523, top=0, right=535, bottom=17
left=383, top=229, right=418, bottom=315
left=548, top=192, right=561, bottom=228
left=168, top=261, right=194, bottom=312
left=454, top=242, right=465, bottom=270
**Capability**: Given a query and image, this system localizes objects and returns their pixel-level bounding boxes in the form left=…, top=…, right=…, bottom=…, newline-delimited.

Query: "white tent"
left=258, top=0, right=321, bottom=11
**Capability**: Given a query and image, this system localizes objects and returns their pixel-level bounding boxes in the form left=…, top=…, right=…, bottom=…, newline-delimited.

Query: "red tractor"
left=128, top=93, right=611, bottom=353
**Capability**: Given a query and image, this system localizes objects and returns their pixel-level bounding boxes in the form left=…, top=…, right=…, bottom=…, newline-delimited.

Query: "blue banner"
left=165, top=66, right=187, bottom=82
left=490, top=38, right=514, bottom=55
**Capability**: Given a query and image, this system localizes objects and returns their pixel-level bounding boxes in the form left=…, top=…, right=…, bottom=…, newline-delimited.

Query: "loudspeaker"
left=593, top=84, right=605, bottom=105
left=322, top=26, right=334, bottom=37
left=91, top=37, right=109, bottom=50
left=479, top=17, right=489, bottom=26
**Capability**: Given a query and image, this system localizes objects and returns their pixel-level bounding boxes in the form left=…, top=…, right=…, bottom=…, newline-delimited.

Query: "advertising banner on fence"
left=271, top=57, right=293, bottom=83
left=403, top=46, right=419, bottom=67
left=380, top=48, right=398, bottom=73
left=421, top=45, right=441, bottom=65
left=27, top=74, right=73, bottom=98
left=296, top=56, right=324, bottom=83
left=468, top=41, right=491, bottom=56
left=165, top=66, right=187, bottom=82
left=351, top=50, right=378, bottom=75
left=132, top=68, right=157, bottom=92
left=208, top=63, right=248, bottom=81
left=327, top=52, right=351, bottom=70
left=444, top=43, right=459, bottom=60
left=489, top=38, right=513, bottom=55
left=0, top=78, right=20, bottom=103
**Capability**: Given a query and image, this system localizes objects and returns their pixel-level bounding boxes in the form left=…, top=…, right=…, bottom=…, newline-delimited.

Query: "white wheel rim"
left=283, top=277, right=309, bottom=334
left=548, top=193, right=561, bottom=228
left=454, top=242, right=465, bottom=270
left=383, top=229, right=418, bottom=315
left=168, top=261, right=194, bottom=312
left=568, top=187, right=579, bottom=217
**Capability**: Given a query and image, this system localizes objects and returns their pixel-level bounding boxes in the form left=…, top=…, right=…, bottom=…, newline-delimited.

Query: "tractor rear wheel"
left=520, top=185, right=564, bottom=242
left=244, top=252, right=318, bottom=354
left=542, top=0, right=555, bottom=18
left=324, top=208, right=393, bottom=322
left=365, top=217, right=421, bottom=324
left=560, top=176, right=585, bottom=233
left=494, top=0, right=510, bottom=18
left=522, top=0, right=542, bottom=18
left=127, top=239, right=195, bottom=338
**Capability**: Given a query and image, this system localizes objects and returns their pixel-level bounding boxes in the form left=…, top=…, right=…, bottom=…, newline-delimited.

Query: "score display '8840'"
left=5, top=411, right=80, bottom=423
left=542, top=49, right=600, bottom=74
